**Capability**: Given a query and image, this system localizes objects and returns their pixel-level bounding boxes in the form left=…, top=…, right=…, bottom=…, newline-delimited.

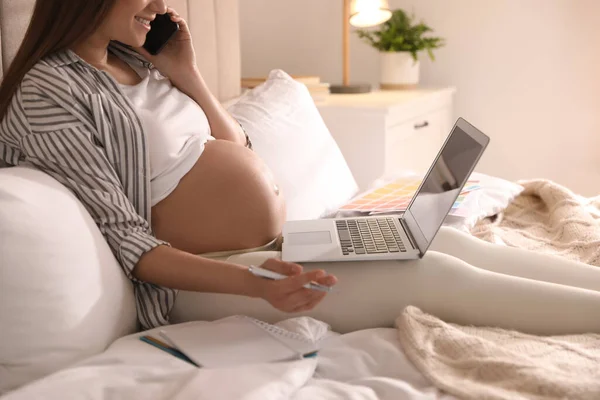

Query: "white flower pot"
left=380, top=52, right=420, bottom=89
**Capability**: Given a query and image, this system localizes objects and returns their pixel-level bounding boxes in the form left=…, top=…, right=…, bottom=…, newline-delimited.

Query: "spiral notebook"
left=158, top=316, right=320, bottom=368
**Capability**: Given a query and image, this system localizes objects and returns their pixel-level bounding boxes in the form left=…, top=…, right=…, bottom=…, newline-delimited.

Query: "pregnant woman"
left=1, top=0, right=599, bottom=334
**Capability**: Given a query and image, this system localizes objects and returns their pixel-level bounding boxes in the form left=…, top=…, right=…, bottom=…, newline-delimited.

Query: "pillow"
left=228, top=70, right=358, bottom=221
left=0, top=166, right=138, bottom=394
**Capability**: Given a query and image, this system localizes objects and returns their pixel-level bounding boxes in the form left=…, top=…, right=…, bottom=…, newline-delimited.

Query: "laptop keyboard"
left=335, top=218, right=407, bottom=256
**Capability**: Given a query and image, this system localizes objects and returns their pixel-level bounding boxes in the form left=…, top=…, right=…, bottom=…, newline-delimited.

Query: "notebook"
left=158, top=316, right=320, bottom=368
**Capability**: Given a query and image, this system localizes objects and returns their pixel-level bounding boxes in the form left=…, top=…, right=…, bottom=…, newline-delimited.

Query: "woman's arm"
left=135, top=9, right=247, bottom=146
left=134, top=245, right=336, bottom=313
left=135, top=245, right=260, bottom=296
left=173, top=70, right=247, bottom=145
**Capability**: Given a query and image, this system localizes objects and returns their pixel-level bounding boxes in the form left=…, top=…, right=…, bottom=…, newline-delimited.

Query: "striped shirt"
left=0, top=43, right=178, bottom=329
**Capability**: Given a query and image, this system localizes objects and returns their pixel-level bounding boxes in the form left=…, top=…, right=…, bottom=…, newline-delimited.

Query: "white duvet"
left=3, top=317, right=456, bottom=400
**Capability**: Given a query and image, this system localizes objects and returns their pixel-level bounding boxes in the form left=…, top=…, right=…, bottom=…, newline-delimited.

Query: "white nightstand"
left=317, top=88, right=456, bottom=191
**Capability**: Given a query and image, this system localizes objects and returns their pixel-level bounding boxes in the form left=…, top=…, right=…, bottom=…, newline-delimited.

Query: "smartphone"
left=143, top=13, right=179, bottom=55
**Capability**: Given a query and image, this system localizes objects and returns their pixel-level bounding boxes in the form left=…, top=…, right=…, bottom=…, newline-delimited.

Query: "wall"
left=240, top=0, right=600, bottom=195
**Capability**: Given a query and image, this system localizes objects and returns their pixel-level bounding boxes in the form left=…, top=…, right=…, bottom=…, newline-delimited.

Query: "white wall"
left=240, top=0, right=600, bottom=196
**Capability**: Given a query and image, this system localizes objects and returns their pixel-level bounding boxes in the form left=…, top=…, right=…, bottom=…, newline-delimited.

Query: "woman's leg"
left=431, top=226, right=600, bottom=292
left=171, top=250, right=600, bottom=335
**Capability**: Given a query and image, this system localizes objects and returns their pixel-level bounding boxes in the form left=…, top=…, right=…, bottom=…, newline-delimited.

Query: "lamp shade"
left=349, top=0, right=392, bottom=28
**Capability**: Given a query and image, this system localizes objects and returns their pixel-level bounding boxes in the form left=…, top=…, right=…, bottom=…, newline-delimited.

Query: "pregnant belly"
left=151, top=140, right=286, bottom=254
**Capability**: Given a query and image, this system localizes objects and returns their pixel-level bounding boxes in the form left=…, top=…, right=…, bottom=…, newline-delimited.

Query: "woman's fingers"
left=285, top=288, right=313, bottom=310
left=258, top=260, right=334, bottom=313
left=260, top=259, right=303, bottom=276
left=282, top=270, right=327, bottom=293
left=166, top=7, right=180, bottom=17
left=285, top=287, right=325, bottom=311
left=281, top=271, right=330, bottom=310
left=165, top=7, right=189, bottom=32
left=291, top=291, right=327, bottom=313
left=314, top=274, right=338, bottom=287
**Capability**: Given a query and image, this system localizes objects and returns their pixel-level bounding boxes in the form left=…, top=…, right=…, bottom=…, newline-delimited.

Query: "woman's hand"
left=255, top=259, right=338, bottom=313
left=135, top=8, right=198, bottom=86
left=134, top=8, right=246, bottom=144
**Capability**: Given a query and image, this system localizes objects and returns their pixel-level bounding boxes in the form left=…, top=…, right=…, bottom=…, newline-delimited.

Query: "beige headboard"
left=0, top=0, right=241, bottom=101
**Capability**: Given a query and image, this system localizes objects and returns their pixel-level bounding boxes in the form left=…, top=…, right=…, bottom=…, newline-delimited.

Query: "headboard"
left=0, top=0, right=241, bottom=101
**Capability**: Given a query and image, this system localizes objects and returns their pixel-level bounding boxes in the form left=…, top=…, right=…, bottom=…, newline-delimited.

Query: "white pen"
left=248, top=265, right=333, bottom=293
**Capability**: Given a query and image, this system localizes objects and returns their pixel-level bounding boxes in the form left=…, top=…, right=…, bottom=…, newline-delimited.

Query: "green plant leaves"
left=356, top=9, right=445, bottom=61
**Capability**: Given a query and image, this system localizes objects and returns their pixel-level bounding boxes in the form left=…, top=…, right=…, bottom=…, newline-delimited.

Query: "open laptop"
left=281, top=118, right=490, bottom=262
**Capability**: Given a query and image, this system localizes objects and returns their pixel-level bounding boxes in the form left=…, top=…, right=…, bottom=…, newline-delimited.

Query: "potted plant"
left=356, top=9, right=444, bottom=88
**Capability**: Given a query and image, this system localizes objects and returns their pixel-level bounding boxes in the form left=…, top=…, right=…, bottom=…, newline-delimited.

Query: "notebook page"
left=247, top=318, right=321, bottom=356
left=162, top=317, right=304, bottom=368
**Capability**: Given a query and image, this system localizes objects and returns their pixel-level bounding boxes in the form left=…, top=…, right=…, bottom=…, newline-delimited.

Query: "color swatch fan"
left=340, top=176, right=481, bottom=214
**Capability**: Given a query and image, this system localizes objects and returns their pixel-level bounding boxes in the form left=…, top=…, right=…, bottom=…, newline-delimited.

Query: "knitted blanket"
left=396, top=180, right=600, bottom=399
left=396, top=306, right=600, bottom=400
left=470, top=179, right=600, bottom=267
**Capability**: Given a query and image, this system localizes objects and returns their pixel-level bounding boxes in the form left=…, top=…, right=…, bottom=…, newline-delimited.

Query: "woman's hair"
left=0, top=0, right=116, bottom=119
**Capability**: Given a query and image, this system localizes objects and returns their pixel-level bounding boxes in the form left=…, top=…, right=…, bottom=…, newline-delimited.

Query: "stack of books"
left=242, top=75, right=330, bottom=103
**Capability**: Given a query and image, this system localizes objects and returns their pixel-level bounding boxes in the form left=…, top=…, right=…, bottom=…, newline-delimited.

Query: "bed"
left=1, top=1, right=599, bottom=399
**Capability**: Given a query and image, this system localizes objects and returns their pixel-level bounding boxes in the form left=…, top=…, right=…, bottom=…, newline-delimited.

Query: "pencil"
left=139, top=335, right=199, bottom=367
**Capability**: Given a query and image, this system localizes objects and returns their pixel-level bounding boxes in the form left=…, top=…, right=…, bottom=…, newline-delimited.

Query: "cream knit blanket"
left=397, top=307, right=600, bottom=400
left=470, top=179, right=600, bottom=266
left=395, top=180, right=600, bottom=399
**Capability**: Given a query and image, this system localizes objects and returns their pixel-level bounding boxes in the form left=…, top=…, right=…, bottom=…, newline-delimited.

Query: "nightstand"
left=316, top=88, right=456, bottom=191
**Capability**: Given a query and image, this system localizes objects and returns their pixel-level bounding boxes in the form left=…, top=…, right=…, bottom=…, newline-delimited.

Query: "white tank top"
left=120, top=64, right=213, bottom=206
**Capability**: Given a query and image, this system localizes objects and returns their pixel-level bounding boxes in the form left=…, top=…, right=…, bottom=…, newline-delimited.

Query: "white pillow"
left=228, top=70, right=358, bottom=221
left=0, top=166, right=138, bottom=394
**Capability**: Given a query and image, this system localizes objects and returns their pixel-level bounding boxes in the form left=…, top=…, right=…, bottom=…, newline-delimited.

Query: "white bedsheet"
left=3, top=317, right=456, bottom=400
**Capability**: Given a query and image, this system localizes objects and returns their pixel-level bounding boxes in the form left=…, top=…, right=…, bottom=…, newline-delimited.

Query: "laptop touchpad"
left=288, top=231, right=332, bottom=246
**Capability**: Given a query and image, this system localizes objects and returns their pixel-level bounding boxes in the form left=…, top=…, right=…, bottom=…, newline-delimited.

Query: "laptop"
left=281, top=118, right=490, bottom=262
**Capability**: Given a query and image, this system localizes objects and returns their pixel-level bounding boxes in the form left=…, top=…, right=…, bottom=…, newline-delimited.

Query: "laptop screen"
left=404, top=119, right=489, bottom=254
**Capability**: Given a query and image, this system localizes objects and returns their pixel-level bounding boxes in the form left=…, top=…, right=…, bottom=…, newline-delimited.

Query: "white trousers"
left=171, top=227, right=600, bottom=335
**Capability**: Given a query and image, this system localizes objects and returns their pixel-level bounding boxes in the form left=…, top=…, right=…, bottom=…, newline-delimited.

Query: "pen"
left=248, top=265, right=333, bottom=292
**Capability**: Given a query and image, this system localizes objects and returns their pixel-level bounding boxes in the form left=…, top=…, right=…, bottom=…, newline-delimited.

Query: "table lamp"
left=330, top=0, right=392, bottom=94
